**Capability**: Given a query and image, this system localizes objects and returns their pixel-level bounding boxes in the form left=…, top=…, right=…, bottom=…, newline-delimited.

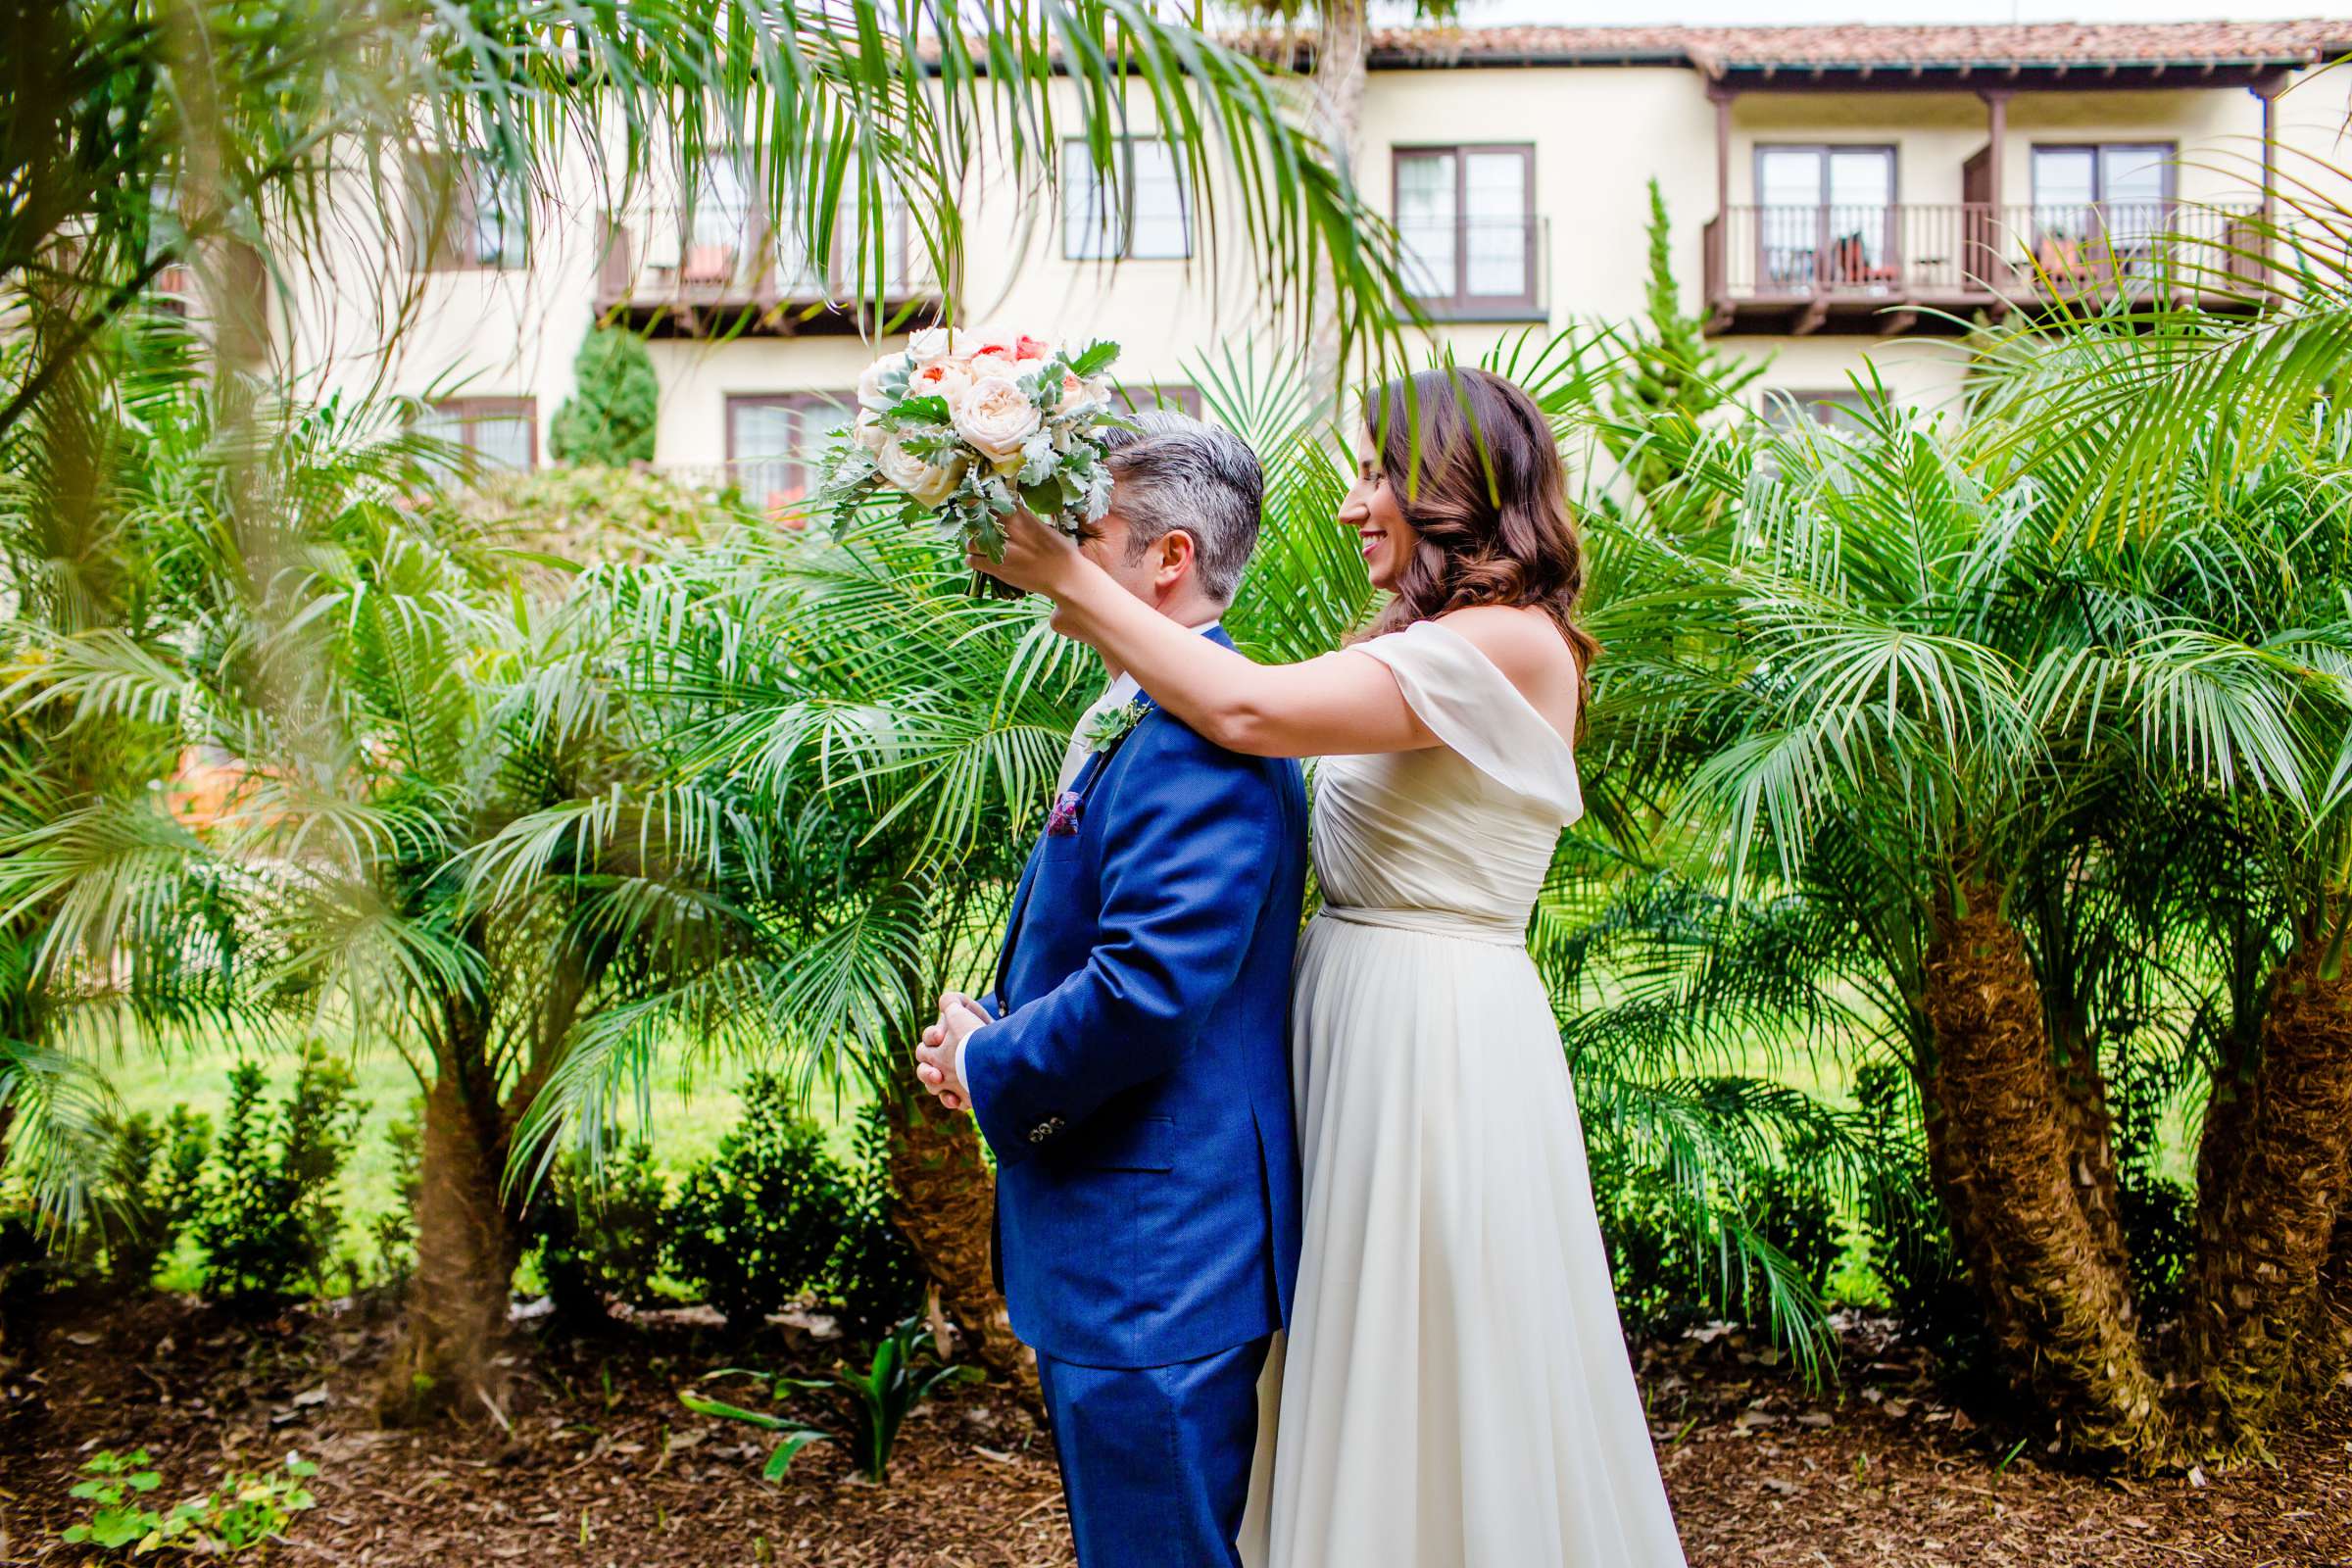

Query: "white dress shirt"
left=954, top=619, right=1222, bottom=1102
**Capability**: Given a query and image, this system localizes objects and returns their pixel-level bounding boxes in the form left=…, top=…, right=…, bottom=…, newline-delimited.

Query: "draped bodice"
left=1310, top=621, right=1583, bottom=944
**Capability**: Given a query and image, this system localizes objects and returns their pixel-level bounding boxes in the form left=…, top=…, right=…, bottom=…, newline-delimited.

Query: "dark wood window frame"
left=725, top=391, right=854, bottom=505
left=1060, top=137, right=1195, bottom=262
left=1750, top=143, right=1900, bottom=295
left=1391, top=143, right=1540, bottom=320
left=426, top=396, right=538, bottom=470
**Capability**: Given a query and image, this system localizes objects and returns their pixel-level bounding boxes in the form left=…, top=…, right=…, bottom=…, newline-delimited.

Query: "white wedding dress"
left=1248, top=620, right=1687, bottom=1567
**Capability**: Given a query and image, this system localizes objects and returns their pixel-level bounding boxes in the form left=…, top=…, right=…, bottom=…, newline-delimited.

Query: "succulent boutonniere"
left=1082, top=698, right=1149, bottom=753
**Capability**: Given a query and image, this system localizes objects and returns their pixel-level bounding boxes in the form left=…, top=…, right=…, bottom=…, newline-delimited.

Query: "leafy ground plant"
left=60, top=1450, right=318, bottom=1554
left=679, top=1314, right=982, bottom=1484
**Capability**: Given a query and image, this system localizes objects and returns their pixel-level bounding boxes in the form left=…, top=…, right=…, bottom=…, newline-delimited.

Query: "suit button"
left=1028, top=1124, right=1051, bottom=1144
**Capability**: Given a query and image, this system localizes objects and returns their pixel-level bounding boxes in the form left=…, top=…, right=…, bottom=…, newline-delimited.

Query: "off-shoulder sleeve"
left=1349, top=620, right=1584, bottom=820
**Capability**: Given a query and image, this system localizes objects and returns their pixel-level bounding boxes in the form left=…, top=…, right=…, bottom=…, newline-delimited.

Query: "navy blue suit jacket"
left=966, top=633, right=1307, bottom=1370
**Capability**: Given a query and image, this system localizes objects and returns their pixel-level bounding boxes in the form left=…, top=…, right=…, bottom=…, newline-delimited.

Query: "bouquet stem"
left=971, top=568, right=1026, bottom=602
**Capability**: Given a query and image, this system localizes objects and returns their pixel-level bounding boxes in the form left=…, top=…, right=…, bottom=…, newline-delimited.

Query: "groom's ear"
left=1150, top=527, right=1200, bottom=592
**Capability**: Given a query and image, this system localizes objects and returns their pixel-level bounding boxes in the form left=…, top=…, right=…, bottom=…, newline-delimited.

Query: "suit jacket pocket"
left=1069, top=1112, right=1178, bottom=1172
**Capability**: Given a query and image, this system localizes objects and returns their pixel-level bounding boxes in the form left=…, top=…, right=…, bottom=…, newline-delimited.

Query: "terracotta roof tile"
left=1362, top=21, right=2352, bottom=74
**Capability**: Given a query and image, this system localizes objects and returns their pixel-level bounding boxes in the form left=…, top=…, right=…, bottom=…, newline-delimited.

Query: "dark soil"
left=2, top=1297, right=2347, bottom=1566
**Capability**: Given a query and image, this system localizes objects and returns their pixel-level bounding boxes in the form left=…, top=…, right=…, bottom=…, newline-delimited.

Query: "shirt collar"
left=1102, top=619, right=1220, bottom=707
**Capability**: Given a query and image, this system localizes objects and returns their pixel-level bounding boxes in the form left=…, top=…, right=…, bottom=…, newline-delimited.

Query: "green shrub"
left=548, top=326, right=658, bottom=467
left=535, top=1138, right=672, bottom=1318
left=666, top=1073, right=854, bottom=1332
left=93, top=1106, right=212, bottom=1287
left=368, top=1099, right=423, bottom=1290
left=826, top=1104, right=925, bottom=1344
left=191, top=1051, right=360, bottom=1305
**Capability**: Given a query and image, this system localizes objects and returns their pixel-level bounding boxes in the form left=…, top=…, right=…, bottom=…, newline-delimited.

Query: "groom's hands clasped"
left=914, top=991, right=992, bottom=1113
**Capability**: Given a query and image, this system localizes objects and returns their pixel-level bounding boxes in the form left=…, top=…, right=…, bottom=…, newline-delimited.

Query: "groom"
left=912, top=412, right=1306, bottom=1566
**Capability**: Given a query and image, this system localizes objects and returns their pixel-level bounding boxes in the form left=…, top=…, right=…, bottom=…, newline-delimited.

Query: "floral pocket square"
left=1046, top=790, right=1084, bottom=837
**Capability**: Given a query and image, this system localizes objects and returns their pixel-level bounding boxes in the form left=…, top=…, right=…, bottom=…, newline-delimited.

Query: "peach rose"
left=953, top=374, right=1042, bottom=462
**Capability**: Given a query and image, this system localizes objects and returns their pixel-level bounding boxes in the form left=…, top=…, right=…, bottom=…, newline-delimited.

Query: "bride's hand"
left=968, top=509, right=1087, bottom=598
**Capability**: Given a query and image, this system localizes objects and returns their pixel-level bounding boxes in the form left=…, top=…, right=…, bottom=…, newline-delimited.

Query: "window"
left=1111, top=381, right=1203, bottom=419
left=1762, top=388, right=1869, bottom=435
left=418, top=397, right=537, bottom=472
left=1753, top=145, right=1896, bottom=293
left=1062, top=139, right=1191, bottom=261
left=414, top=154, right=527, bottom=271
left=1393, top=145, right=1537, bottom=318
left=728, top=392, right=854, bottom=513
left=2030, top=143, right=2174, bottom=273
left=665, top=150, right=755, bottom=287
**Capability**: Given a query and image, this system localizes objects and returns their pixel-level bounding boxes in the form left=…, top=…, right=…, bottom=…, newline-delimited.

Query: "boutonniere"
left=1082, top=698, right=1149, bottom=754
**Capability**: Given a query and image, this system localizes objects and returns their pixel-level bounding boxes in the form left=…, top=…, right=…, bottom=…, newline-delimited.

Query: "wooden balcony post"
left=1710, top=83, right=1734, bottom=226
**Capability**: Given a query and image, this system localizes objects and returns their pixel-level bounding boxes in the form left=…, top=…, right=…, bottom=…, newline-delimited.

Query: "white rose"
left=906, top=358, right=974, bottom=411
left=906, top=325, right=956, bottom=365
left=853, top=411, right=887, bottom=454
left=857, top=352, right=908, bottom=412
left=954, top=374, right=1042, bottom=463
left=875, top=437, right=966, bottom=508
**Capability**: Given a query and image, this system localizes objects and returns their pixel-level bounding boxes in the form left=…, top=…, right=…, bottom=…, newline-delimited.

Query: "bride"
left=973, top=366, right=1688, bottom=1567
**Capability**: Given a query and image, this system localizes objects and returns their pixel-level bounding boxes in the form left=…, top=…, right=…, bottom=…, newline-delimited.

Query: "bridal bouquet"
left=819, top=327, right=1127, bottom=597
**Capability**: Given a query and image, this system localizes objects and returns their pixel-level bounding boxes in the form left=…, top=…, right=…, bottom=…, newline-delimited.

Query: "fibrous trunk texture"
left=2184, top=931, right=2352, bottom=1453
left=379, top=1062, right=522, bottom=1427
left=884, top=1090, right=1038, bottom=1407
left=1919, top=884, right=2168, bottom=1463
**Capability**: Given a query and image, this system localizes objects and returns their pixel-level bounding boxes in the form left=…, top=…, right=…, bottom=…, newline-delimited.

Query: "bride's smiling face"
left=1340, top=428, right=1417, bottom=591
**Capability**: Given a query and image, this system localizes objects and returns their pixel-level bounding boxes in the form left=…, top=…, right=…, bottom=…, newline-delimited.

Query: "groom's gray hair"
left=1098, top=409, right=1263, bottom=606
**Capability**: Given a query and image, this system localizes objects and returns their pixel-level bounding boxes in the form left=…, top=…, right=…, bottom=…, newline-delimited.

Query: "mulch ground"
left=2, top=1295, right=2348, bottom=1567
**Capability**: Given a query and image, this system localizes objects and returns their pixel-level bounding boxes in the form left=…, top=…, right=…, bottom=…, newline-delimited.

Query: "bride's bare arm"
left=973, top=511, right=1439, bottom=759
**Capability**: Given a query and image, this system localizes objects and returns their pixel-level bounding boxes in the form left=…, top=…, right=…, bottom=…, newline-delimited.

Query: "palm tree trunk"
left=2049, top=1008, right=2132, bottom=1294
left=379, top=1035, right=521, bottom=1426
left=1302, top=0, right=1369, bottom=412
left=882, top=1088, right=1038, bottom=1405
left=1919, top=881, right=2169, bottom=1463
left=2277, top=1200, right=2352, bottom=1416
left=2183, top=926, right=2352, bottom=1451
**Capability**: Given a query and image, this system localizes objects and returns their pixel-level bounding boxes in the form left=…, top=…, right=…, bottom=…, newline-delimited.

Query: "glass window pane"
left=2033, top=147, right=2097, bottom=245
left=474, top=410, right=534, bottom=472
left=1063, top=142, right=1117, bottom=260
left=2099, top=145, right=2168, bottom=247
left=473, top=167, right=526, bottom=268
left=731, top=401, right=797, bottom=464
left=1127, top=141, right=1191, bottom=260
left=1758, top=148, right=1825, bottom=209
left=1396, top=153, right=1456, bottom=298
left=1461, top=152, right=1527, bottom=299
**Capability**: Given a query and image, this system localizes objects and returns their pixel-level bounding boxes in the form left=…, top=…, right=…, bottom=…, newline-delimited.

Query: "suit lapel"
left=992, top=692, right=1162, bottom=1005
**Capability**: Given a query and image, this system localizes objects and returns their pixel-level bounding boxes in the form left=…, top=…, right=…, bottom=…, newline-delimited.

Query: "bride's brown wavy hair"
left=1360, top=367, right=1598, bottom=690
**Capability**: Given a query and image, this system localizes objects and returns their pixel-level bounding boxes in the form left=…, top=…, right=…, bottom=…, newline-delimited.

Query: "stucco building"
left=292, top=20, right=2352, bottom=505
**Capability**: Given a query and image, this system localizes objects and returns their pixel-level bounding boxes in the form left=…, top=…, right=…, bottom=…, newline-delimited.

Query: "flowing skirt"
left=1247, top=910, right=1688, bottom=1568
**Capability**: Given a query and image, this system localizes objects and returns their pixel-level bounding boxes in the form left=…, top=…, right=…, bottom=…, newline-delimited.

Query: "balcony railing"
left=1398, top=215, right=1550, bottom=321
left=1704, top=200, right=2265, bottom=327
left=597, top=202, right=939, bottom=332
